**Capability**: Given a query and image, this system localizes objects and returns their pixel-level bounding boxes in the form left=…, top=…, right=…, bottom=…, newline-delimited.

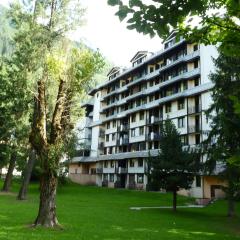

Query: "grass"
left=0, top=181, right=239, bottom=240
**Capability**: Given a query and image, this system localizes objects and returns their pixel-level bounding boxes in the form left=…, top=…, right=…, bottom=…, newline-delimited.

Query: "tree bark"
left=2, top=152, right=17, bottom=192
left=173, top=190, right=177, bottom=212
left=227, top=198, right=235, bottom=217
left=34, top=169, right=59, bottom=227
left=17, top=149, right=36, bottom=200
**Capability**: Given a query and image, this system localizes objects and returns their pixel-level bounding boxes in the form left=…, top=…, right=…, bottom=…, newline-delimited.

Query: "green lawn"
left=0, top=181, right=239, bottom=240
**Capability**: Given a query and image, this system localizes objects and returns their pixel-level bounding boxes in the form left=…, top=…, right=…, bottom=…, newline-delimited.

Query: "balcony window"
left=137, top=174, right=144, bottom=184
left=112, top=133, right=116, bottom=141
left=110, top=161, right=114, bottom=168
left=104, top=161, right=108, bottom=168
left=109, top=174, right=114, bottom=182
left=131, top=114, right=136, bottom=123
left=139, top=126, right=144, bottom=136
left=178, top=117, right=185, bottom=128
left=103, top=174, right=108, bottom=181
left=107, top=122, right=110, bottom=129
left=131, top=129, right=135, bottom=137
left=129, top=159, right=135, bottom=167
left=140, top=112, right=144, bottom=120
left=178, top=99, right=185, bottom=110
left=181, top=135, right=188, bottom=146
left=113, top=120, right=116, bottom=128
left=106, top=134, right=109, bottom=142
left=194, top=60, right=199, bottom=69
left=165, top=103, right=172, bottom=113
left=138, top=159, right=143, bottom=167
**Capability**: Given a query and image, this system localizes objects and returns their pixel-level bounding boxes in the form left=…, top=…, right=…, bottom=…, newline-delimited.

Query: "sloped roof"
left=130, top=51, right=148, bottom=63
left=107, top=67, right=121, bottom=77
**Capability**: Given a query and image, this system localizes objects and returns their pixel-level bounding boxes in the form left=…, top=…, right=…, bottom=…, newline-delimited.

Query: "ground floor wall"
left=69, top=173, right=96, bottom=185
left=69, top=162, right=227, bottom=199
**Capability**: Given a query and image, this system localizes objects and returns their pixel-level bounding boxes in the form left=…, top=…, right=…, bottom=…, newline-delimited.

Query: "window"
left=110, top=161, right=114, bottom=168
left=178, top=117, right=185, bottom=128
left=196, top=175, right=201, bottom=187
left=181, top=135, right=188, bottom=145
left=131, top=129, right=135, bottom=137
left=178, top=99, right=185, bottom=110
left=106, top=134, right=109, bottom=142
left=194, top=77, right=200, bottom=86
left=103, top=174, right=108, bottom=181
left=138, top=159, right=143, bottom=167
left=112, top=133, right=116, bottom=141
left=129, top=159, right=135, bottom=167
left=194, top=60, right=198, bottom=69
left=113, top=120, right=116, bottom=128
left=75, top=168, right=78, bottom=174
left=104, top=161, right=108, bottom=168
left=140, top=111, right=144, bottom=120
left=149, top=66, right=154, bottom=73
left=193, top=44, right=198, bottom=51
left=107, top=122, right=110, bottom=129
left=137, top=174, right=144, bottom=183
left=183, top=81, right=188, bottom=90
left=139, top=126, right=144, bottom=136
left=131, top=114, right=136, bottom=122
left=109, top=174, right=114, bottom=182
left=165, top=103, right=172, bottom=113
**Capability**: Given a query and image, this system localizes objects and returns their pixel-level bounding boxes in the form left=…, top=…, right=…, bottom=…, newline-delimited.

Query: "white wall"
left=200, top=45, right=218, bottom=84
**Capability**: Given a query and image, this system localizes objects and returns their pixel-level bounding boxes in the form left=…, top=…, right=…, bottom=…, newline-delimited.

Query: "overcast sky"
left=1, top=0, right=163, bottom=66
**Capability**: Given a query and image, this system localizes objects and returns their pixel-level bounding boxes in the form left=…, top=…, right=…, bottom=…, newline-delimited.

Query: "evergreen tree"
left=148, top=119, right=202, bottom=211
left=206, top=53, right=240, bottom=217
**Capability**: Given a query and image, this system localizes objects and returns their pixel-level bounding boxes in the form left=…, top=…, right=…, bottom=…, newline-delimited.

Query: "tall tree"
left=148, top=120, right=202, bottom=211
left=5, top=0, right=104, bottom=227
left=206, top=53, right=240, bottom=217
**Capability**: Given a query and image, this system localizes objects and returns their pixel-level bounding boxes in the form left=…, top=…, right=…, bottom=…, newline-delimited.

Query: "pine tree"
left=148, top=119, right=202, bottom=211
left=206, top=53, right=240, bottom=217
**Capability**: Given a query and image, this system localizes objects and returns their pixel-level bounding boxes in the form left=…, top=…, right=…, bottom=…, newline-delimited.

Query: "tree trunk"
left=173, top=190, right=177, bottom=212
left=2, top=152, right=17, bottom=192
left=17, top=149, right=36, bottom=200
left=227, top=198, right=235, bottom=217
left=34, top=170, right=59, bottom=227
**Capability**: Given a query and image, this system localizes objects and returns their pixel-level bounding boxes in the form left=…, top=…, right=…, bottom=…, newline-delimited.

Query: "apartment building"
left=69, top=31, right=226, bottom=199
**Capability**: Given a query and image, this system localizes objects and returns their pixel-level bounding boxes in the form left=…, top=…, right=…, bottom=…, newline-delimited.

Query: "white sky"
left=0, top=0, right=163, bottom=66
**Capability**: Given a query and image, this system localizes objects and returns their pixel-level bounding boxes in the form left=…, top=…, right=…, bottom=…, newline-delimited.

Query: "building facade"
left=69, top=32, right=226, bottom=199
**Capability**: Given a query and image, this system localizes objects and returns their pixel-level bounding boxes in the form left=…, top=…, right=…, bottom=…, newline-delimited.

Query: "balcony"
left=146, top=132, right=162, bottom=141
left=98, top=142, right=104, bottom=150
left=117, top=137, right=129, bottom=146
left=188, top=125, right=201, bottom=133
left=99, top=129, right=105, bottom=138
left=117, top=124, right=129, bottom=132
left=116, top=167, right=128, bottom=174
left=188, top=104, right=202, bottom=114
left=96, top=168, right=103, bottom=174
left=146, top=116, right=163, bottom=125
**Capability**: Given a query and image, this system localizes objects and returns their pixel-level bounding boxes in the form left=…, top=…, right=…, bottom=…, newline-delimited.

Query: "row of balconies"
left=101, top=46, right=198, bottom=101
left=96, top=167, right=145, bottom=175
left=101, top=125, right=202, bottom=148
left=102, top=69, right=202, bottom=122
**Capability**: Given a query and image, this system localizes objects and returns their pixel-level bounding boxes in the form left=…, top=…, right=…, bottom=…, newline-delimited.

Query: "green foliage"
left=205, top=53, right=240, bottom=201
left=108, top=0, right=240, bottom=56
left=148, top=119, right=202, bottom=193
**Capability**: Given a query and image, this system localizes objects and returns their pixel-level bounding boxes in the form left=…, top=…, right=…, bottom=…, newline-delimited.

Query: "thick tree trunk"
left=17, top=149, right=36, bottom=200
left=34, top=170, right=59, bottom=227
left=2, top=152, right=17, bottom=192
left=172, top=190, right=177, bottom=212
left=227, top=198, right=235, bottom=217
